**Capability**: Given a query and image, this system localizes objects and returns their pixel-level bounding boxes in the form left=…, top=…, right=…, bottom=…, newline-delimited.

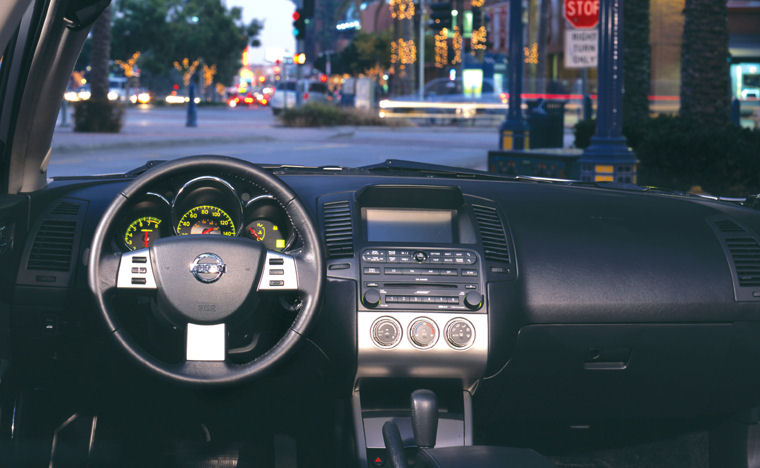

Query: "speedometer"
left=176, top=205, right=236, bottom=236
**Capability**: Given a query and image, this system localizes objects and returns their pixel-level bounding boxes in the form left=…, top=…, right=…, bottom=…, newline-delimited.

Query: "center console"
left=321, top=184, right=508, bottom=467
left=354, top=186, right=489, bottom=383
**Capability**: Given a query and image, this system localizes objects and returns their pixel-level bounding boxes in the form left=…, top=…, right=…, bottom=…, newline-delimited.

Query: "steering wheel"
left=88, top=156, right=324, bottom=385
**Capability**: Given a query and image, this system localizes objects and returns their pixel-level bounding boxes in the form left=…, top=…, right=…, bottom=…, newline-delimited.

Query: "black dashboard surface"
left=9, top=167, right=760, bottom=421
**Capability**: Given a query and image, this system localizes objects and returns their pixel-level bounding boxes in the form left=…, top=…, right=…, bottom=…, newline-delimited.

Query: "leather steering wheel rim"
left=88, top=155, right=324, bottom=385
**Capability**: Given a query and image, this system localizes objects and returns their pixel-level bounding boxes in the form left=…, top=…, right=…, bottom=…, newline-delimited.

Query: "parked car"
left=270, top=80, right=329, bottom=115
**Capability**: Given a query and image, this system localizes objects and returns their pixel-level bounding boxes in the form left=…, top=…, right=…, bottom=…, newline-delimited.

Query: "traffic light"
left=429, top=2, right=452, bottom=33
left=294, top=53, right=306, bottom=65
left=292, top=9, right=306, bottom=40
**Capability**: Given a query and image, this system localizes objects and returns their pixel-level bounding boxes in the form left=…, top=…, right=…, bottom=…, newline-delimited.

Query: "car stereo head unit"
left=359, top=247, right=485, bottom=312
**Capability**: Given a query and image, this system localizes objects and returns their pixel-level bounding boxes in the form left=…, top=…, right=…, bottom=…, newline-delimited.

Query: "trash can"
left=526, top=99, right=566, bottom=149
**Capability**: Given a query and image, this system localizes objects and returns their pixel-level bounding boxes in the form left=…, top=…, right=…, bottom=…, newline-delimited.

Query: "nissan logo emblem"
left=190, top=253, right=226, bottom=283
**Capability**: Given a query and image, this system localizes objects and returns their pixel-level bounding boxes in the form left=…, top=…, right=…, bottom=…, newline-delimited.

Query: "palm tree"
left=680, top=0, right=730, bottom=127
left=89, top=6, right=111, bottom=102
left=75, top=6, right=123, bottom=132
left=623, top=0, right=650, bottom=125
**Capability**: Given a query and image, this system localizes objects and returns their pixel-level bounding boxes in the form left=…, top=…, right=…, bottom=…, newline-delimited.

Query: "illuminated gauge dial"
left=124, top=216, right=163, bottom=250
left=244, top=219, right=287, bottom=250
left=176, top=205, right=236, bottom=236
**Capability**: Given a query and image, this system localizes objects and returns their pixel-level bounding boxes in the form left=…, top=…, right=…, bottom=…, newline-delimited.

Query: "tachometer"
left=124, top=216, right=163, bottom=250
left=176, top=205, right=236, bottom=236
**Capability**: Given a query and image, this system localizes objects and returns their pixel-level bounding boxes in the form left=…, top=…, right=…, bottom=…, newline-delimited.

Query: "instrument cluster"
left=116, top=175, right=295, bottom=252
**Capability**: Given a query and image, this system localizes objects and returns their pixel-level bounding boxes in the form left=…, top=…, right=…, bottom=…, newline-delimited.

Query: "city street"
left=49, top=106, right=534, bottom=177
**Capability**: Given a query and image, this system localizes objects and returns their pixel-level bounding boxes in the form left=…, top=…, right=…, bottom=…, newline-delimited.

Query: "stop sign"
left=564, top=0, right=599, bottom=29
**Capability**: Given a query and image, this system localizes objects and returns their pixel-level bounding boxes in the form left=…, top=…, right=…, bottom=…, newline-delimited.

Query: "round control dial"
left=408, top=318, right=439, bottom=349
left=371, top=317, right=402, bottom=348
left=445, top=318, right=475, bottom=349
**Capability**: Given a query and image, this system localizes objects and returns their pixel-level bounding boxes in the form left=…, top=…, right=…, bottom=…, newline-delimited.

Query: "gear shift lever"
left=411, top=389, right=438, bottom=448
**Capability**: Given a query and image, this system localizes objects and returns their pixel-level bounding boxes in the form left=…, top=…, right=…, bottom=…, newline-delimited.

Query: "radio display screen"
left=364, top=208, right=454, bottom=243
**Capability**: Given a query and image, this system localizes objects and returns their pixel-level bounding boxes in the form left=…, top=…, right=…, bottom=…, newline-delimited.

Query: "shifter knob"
left=411, top=389, right=438, bottom=448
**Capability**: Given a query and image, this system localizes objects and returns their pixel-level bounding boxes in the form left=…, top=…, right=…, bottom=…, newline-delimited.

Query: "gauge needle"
left=248, top=227, right=262, bottom=241
left=202, top=227, right=215, bottom=234
left=143, top=230, right=149, bottom=247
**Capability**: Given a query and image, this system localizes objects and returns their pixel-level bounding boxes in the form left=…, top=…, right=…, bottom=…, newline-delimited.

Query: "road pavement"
left=50, top=105, right=575, bottom=177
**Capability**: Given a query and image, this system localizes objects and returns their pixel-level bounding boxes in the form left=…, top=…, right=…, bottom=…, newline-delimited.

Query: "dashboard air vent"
left=51, top=201, right=81, bottom=216
left=472, top=204, right=510, bottom=264
left=27, top=220, right=77, bottom=271
left=323, top=200, right=354, bottom=258
left=709, top=217, right=760, bottom=301
left=725, top=237, right=760, bottom=287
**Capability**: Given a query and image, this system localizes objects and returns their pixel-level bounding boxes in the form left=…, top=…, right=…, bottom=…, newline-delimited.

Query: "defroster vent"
left=323, top=200, right=354, bottom=258
left=472, top=204, right=510, bottom=264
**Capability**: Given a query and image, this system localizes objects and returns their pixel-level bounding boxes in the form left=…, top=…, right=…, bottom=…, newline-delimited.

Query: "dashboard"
left=6, top=160, right=760, bottom=466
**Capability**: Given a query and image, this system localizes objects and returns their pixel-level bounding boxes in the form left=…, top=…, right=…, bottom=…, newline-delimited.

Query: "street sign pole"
left=498, top=0, right=528, bottom=150
left=579, top=0, right=638, bottom=183
left=419, top=0, right=425, bottom=100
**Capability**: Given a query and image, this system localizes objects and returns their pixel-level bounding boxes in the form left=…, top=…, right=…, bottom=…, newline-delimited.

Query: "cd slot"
left=383, top=283, right=459, bottom=288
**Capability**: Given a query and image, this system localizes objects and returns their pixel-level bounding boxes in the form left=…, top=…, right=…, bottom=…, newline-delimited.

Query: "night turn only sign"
left=564, top=29, right=598, bottom=69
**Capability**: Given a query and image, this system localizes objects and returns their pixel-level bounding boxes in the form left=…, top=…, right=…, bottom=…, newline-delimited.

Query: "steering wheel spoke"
left=257, top=250, right=299, bottom=291
left=116, top=248, right=157, bottom=290
left=186, top=323, right=226, bottom=361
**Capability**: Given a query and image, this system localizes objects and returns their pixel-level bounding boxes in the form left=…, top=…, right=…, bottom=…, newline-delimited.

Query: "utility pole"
left=578, top=0, right=638, bottom=183
left=419, top=0, right=426, bottom=99
left=498, top=0, right=528, bottom=150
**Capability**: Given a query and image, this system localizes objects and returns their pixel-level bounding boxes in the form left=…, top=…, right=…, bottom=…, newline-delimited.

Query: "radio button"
left=363, top=267, right=381, bottom=275
left=461, top=269, right=478, bottom=277
left=430, top=257, right=442, bottom=263
left=443, top=258, right=455, bottom=264
left=385, top=267, right=402, bottom=275
left=362, top=289, right=381, bottom=308
left=441, top=269, right=458, bottom=276
left=464, top=291, right=484, bottom=310
left=413, top=251, right=428, bottom=262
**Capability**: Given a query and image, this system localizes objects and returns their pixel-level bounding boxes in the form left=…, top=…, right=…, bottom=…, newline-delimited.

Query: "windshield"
left=49, top=0, right=759, bottom=197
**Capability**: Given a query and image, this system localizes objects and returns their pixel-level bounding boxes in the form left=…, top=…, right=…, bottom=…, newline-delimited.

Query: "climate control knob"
left=408, top=318, right=439, bottom=349
left=464, top=291, right=483, bottom=310
left=445, top=318, right=475, bottom=349
left=363, top=289, right=381, bottom=308
left=371, top=317, right=402, bottom=348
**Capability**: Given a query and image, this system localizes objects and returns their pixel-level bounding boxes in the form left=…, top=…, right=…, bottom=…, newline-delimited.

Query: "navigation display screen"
left=365, top=208, right=454, bottom=243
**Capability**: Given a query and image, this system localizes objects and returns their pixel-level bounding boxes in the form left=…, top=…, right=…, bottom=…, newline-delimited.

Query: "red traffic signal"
left=292, top=11, right=300, bottom=21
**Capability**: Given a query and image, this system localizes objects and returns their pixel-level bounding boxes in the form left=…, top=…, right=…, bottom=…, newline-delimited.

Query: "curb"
left=52, top=134, right=278, bottom=154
